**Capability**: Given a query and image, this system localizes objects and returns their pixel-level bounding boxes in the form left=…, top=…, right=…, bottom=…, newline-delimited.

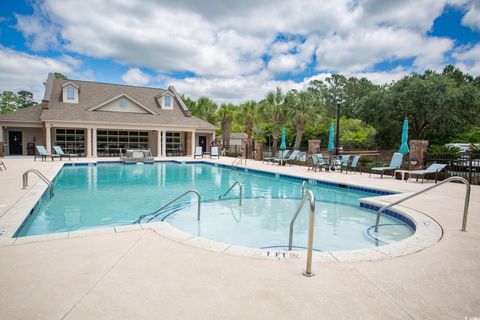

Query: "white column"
left=191, top=130, right=195, bottom=156
left=157, top=130, right=162, bottom=157
left=45, top=126, right=52, bottom=152
left=162, top=130, right=167, bottom=157
left=92, top=128, right=97, bottom=157
left=86, top=128, right=92, bottom=157
left=0, top=126, right=4, bottom=142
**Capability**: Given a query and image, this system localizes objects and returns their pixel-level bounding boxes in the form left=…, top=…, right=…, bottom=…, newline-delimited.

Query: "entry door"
left=199, top=136, right=207, bottom=152
left=9, top=131, right=23, bottom=155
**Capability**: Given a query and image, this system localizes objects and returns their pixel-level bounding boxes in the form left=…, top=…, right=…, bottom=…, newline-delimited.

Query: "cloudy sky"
left=0, top=0, right=479, bottom=103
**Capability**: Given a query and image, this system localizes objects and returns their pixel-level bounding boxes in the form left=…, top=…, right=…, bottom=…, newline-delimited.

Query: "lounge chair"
left=194, top=146, right=203, bottom=159
left=275, top=150, right=299, bottom=165
left=271, top=150, right=290, bottom=165
left=0, top=160, right=6, bottom=171
left=210, top=147, right=220, bottom=159
left=408, top=163, right=447, bottom=184
left=369, top=152, right=403, bottom=178
left=338, top=155, right=351, bottom=172
left=35, top=146, right=60, bottom=161
left=345, top=155, right=361, bottom=174
left=307, top=154, right=318, bottom=171
left=315, top=154, right=329, bottom=171
left=53, top=146, right=79, bottom=161
left=121, top=149, right=154, bottom=163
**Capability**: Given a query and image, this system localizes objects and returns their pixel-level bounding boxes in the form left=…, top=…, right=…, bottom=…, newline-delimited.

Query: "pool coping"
left=0, top=160, right=443, bottom=263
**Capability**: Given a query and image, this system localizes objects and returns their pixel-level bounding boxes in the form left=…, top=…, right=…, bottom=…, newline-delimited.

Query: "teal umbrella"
left=328, top=121, right=335, bottom=153
left=399, top=118, right=410, bottom=155
left=280, top=127, right=286, bottom=150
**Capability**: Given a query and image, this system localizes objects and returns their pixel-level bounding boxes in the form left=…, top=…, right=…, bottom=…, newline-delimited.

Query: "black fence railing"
left=425, top=152, right=480, bottom=185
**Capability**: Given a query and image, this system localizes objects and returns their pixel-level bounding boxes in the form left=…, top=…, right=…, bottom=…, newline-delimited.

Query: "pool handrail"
left=288, top=189, right=316, bottom=277
left=232, top=156, right=244, bottom=167
left=22, top=169, right=54, bottom=198
left=134, top=189, right=201, bottom=224
left=218, top=181, right=243, bottom=206
left=374, top=176, right=471, bottom=232
left=301, top=181, right=307, bottom=197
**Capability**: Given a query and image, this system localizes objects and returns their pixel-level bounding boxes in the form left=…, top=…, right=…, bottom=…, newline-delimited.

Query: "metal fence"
left=425, top=152, right=480, bottom=185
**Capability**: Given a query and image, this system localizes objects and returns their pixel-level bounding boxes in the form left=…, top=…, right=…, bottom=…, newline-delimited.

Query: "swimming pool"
left=16, top=162, right=415, bottom=251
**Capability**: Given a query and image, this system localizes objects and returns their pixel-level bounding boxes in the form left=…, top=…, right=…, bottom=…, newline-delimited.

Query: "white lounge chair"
left=210, top=147, right=219, bottom=159
left=194, top=146, right=203, bottom=159
left=53, top=146, right=79, bottom=160
left=0, top=160, right=6, bottom=171
left=35, top=146, right=60, bottom=161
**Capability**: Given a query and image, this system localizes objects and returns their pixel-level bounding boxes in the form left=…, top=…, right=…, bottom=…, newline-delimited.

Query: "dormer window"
left=164, top=95, right=172, bottom=108
left=66, top=86, right=75, bottom=100
left=62, top=81, right=79, bottom=104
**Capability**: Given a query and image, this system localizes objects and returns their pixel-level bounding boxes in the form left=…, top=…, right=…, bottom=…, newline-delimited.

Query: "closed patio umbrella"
left=328, top=121, right=335, bottom=153
left=399, top=118, right=410, bottom=155
left=280, top=127, right=286, bottom=165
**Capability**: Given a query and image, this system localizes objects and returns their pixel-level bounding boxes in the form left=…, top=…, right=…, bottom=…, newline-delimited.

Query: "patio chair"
left=35, top=145, right=60, bottom=161
left=275, top=150, right=299, bottom=166
left=307, top=154, right=318, bottom=171
left=407, top=163, right=447, bottom=184
left=369, top=152, right=403, bottom=178
left=271, top=149, right=290, bottom=165
left=194, top=146, right=203, bottom=159
left=315, top=154, right=329, bottom=171
left=345, top=155, right=361, bottom=174
left=53, top=146, right=79, bottom=161
left=0, top=160, right=6, bottom=171
left=339, top=155, right=351, bottom=172
left=210, top=147, right=220, bottom=159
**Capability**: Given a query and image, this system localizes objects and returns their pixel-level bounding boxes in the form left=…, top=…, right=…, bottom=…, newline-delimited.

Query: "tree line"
left=183, top=65, right=480, bottom=152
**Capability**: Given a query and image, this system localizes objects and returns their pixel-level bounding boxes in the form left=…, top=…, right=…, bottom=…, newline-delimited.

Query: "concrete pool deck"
left=0, top=156, right=479, bottom=319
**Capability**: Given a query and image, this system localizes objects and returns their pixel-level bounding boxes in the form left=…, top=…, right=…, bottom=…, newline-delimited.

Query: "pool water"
left=17, top=162, right=414, bottom=251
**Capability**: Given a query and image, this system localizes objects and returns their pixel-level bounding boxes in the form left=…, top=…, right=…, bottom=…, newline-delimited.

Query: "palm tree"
left=285, top=89, right=318, bottom=150
left=237, top=100, right=258, bottom=156
left=217, top=103, right=237, bottom=147
left=261, top=88, right=286, bottom=156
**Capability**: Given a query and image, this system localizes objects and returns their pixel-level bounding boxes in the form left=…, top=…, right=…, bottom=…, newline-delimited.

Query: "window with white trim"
left=66, top=86, right=75, bottom=100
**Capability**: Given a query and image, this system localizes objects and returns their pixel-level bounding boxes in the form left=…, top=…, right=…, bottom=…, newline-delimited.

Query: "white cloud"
left=0, top=47, right=74, bottom=101
left=452, top=44, right=480, bottom=75
left=121, top=68, right=151, bottom=86
left=462, top=2, right=480, bottom=31
left=315, top=28, right=453, bottom=72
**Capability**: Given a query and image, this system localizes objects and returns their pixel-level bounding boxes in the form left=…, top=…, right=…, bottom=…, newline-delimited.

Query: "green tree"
left=0, top=91, right=18, bottom=114
left=189, top=96, right=218, bottom=125
left=237, top=100, right=259, bottom=155
left=285, top=89, right=319, bottom=149
left=217, top=103, right=237, bottom=147
left=261, top=88, right=287, bottom=155
left=17, top=90, right=35, bottom=109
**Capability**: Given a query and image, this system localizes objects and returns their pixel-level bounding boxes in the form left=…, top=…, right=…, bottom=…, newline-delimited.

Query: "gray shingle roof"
left=42, top=78, right=215, bottom=130
left=0, top=76, right=215, bottom=131
left=0, top=103, right=44, bottom=122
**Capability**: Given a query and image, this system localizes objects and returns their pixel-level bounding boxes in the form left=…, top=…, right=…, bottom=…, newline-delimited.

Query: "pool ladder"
left=232, top=156, right=245, bottom=167
left=288, top=189, right=316, bottom=277
left=22, top=169, right=54, bottom=198
left=218, top=181, right=243, bottom=206
left=134, top=189, right=201, bottom=224
left=374, top=176, right=471, bottom=232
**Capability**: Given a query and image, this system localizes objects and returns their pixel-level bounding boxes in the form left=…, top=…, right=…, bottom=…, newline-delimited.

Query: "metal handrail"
left=374, top=176, right=471, bottom=232
left=301, top=181, right=307, bottom=197
left=134, top=189, right=201, bottom=224
left=232, top=156, right=244, bottom=167
left=288, top=190, right=316, bottom=277
left=218, top=181, right=243, bottom=206
left=22, top=169, right=54, bottom=198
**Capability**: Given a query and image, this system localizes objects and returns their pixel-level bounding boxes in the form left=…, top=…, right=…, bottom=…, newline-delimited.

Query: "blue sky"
left=0, top=0, right=479, bottom=103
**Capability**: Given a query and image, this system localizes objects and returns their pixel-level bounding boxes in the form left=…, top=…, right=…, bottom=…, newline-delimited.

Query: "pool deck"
left=0, top=156, right=479, bottom=319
